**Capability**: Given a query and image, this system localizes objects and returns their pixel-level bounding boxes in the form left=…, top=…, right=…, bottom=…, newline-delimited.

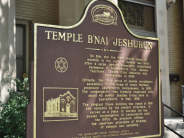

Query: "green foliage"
left=0, top=73, right=29, bottom=138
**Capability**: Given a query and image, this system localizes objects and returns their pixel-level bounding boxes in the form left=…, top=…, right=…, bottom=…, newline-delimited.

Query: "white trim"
left=16, top=19, right=29, bottom=73
left=0, top=0, right=16, bottom=103
left=111, top=0, right=118, bottom=5
left=130, top=29, right=156, bottom=37
left=121, top=0, right=155, bottom=7
left=155, top=0, right=171, bottom=117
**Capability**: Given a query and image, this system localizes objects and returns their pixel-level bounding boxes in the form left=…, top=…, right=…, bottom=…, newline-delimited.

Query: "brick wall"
left=15, top=0, right=59, bottom=63
left=167, top=0, right=184, bottom=116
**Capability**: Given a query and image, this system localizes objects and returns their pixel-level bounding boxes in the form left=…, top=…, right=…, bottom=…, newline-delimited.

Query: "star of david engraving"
left=55, top=57, right=68, bottom=73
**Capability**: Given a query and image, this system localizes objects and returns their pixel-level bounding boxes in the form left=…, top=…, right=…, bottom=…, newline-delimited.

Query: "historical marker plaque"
left=27, top=0, right=163, bottom=138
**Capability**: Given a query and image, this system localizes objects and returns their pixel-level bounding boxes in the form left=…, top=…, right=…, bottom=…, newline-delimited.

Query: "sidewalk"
left=164, top=117, right=184, bottom=138
left=164, top=117, right=183, bottom=123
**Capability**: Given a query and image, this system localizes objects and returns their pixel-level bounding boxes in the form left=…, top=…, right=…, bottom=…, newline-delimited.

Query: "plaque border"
left=43, top=87, right=79, bottom=122
left=33, top=0, right=161, bottom=137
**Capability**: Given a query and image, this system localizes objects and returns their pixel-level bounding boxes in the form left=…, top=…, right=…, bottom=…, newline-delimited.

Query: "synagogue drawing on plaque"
left=44, top=91, right=77, bottom=118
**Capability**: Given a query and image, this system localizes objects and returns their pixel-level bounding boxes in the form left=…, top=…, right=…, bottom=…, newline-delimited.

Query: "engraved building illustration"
left=44, top=91, right=77, bottom=117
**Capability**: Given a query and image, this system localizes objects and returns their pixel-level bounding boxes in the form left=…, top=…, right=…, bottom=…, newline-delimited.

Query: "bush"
left=0, top=73, right=29, bottom=138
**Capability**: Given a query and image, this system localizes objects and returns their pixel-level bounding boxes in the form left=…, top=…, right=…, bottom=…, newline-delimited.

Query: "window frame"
left=122, top=0, right=155, bottom=7
left=118, top=0, right=156, bottom=37
left=16, top=19, right=29, bottom=78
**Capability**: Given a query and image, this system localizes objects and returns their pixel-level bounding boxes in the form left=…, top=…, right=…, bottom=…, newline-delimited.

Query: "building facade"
left=0, top=0, right=183, bottom=117
left=44, top=91, right=77, bottom=117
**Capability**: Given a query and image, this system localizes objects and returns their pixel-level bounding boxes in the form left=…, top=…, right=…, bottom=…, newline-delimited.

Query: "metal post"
left=181, top=85, right=184, bottom=122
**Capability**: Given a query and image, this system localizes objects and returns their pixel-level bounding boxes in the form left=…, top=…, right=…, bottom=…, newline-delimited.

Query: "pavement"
left=164, top=117, right=183, bottom=123
left=164, top=117, right=184, bottom=138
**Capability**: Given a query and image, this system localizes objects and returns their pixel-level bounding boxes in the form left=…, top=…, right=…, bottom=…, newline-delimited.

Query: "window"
left=118, top=0, right=156, bottom=37
left=16, top=24, right=26, bottom=80
left=16, top=20, right=29, bottom=80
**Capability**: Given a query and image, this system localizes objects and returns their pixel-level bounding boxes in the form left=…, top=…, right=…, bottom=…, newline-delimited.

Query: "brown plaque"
left=27, top=0, right=164, bottom=138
